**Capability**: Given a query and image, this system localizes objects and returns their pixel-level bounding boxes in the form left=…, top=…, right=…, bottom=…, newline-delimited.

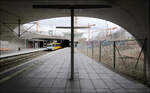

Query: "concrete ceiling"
left=0, top=0, right=149, bottom=40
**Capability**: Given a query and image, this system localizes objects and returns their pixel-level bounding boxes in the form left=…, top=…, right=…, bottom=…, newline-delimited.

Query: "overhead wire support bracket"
left=2, top=20, right=36, bottom=38
left=2, top=19, right=22, bottom=38
left=32, top=4, right=112, bottom=80
left=20, top=24, right=35, bottom=37
left=2, top=23, right=18, bottom=36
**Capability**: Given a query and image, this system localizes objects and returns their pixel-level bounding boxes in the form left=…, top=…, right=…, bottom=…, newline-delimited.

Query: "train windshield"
left=53, top=43, right=61, bottom=46
left=47, top=44, right=53, bottom=47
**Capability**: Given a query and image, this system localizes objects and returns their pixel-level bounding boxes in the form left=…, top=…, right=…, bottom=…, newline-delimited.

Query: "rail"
left=0, top=48, right=47, bottom=59
left=0, top=50, right=49, bottom=72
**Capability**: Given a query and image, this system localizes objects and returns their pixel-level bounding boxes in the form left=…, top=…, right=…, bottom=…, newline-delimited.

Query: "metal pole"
left=92, top=41, right=94, bottom=58
left=87, top=41, right=88, bottom=56
left=70, top=8, right=74, bottom=80
left=87, top=46, right=88, bottom=56
left=25, top=39, right=27, bottom=48
left=99, top=41, right=101, bottom=62
left=18, top=19, right=21, bottom=37
left=113, top=41, right=116, bottom=69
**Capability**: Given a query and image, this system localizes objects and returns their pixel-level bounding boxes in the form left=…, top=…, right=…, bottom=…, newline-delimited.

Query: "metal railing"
left=77, top=39, right=149, bottom=83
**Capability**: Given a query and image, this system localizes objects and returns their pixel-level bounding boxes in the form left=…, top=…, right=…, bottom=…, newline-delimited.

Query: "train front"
left=46, top=44, right=53, bottom=51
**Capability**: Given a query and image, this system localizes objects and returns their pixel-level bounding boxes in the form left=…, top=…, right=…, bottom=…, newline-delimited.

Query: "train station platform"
left=0, top=48, right=149, bottom=93
left=0, top=48, right=46, bottom=59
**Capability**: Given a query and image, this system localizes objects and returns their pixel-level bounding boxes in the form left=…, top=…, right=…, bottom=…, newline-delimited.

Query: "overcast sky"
left=23, top=17, right=121, bottom=38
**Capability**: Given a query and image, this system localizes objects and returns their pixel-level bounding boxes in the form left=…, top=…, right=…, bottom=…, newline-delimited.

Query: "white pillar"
left=25, top=39, right=27, bottom=48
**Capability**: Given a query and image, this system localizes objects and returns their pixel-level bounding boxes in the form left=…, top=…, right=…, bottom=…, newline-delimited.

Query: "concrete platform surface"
left=0, top=48, right=46, bottom=59
left=0, top=48, right=149, bottom=93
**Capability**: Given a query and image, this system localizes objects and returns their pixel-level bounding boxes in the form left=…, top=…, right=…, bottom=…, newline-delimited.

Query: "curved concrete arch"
left=0, top=0, right=149, bottom=69
left=3, top=1, right=145, bottom=40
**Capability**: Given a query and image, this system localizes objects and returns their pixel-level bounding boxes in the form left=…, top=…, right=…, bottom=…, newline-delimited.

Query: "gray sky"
left=23, top=17, right=121, bottom=39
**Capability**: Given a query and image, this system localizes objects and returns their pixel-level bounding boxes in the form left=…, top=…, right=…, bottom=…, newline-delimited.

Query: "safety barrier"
left=77, top=39, right=149, bottom=84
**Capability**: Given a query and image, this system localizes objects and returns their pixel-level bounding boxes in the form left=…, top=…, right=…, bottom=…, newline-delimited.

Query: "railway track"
left=0, top=51, right=50, bottom=72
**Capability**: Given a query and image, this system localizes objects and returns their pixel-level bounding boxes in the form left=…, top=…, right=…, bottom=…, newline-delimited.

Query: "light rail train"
left=46, top=43, right=62, bottom=51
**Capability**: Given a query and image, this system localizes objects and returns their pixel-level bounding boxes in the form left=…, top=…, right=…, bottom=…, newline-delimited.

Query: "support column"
left=25, top=39, right=27, bottom=48
left=92, top=41, right=94, bottom=58
left=144, top=39, right=147, bottom=83
left=113, top=41, right=116, bottom=69
left=70, top=8, right=74, bottom=80
left=39, top=41, right=40, bottom=48
left=87, top=44, right=88, bottom=56
left=148, top=35, right=150, bottom=81
left=18, top=19, right=21, bottom=38
left=43, top=41, right=44, bottom=48
left=99, top=41, right=101, bottom=62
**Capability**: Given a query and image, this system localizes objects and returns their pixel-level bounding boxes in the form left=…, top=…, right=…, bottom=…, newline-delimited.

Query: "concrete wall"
left=0, top=27, right=26, bottom=50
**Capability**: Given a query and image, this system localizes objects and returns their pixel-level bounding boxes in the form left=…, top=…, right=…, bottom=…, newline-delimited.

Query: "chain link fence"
left=77, top=39, right=149, bottom=84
